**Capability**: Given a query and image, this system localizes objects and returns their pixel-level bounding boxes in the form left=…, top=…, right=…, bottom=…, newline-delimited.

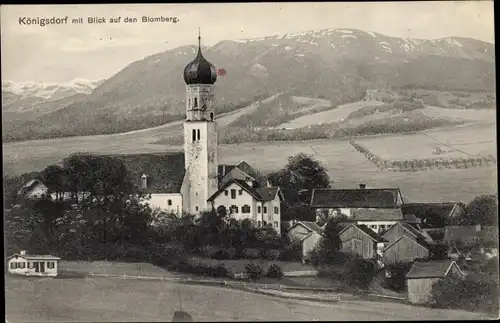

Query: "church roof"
left=107, top=153, right=185, bottom=194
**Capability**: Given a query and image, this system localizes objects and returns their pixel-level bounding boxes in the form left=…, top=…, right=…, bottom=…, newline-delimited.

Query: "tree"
left=281, top=204, right=316, bottom=222
left=40, top=165, right=68, bottom=201
left=269, top=153, right=331, bottom=205
left=461, top=194, right=498, bottom=226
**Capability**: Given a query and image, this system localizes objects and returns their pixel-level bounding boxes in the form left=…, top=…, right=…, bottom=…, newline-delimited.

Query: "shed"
left=406, top=260, right=465, bottom=304
left=338, top=224, right=386, bottom=260
left=286, top=221, right=325, bottom=263
left=6, top=250, right=61, bottom=277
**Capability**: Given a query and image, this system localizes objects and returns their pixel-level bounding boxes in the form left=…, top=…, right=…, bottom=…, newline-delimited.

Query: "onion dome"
left=183, top=32, right=217, bottom=85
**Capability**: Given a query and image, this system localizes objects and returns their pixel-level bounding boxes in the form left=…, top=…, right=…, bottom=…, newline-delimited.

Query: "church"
left=139, top=34, right=284, bottom=232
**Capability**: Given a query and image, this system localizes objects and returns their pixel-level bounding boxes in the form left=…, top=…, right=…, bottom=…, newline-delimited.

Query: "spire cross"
left=198, top=27, right=201, bottom=48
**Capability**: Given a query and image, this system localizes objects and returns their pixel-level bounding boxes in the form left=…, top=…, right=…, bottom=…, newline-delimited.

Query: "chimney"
left=20, top=250, right=26, bottom=256
left=359, top=183, right=366, bottom=190
left=141, top=174, right=148, bottom=190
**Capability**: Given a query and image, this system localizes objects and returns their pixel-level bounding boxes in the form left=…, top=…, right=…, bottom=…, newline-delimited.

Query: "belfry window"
left=194, top=98, right=198, bottom=108
left=197, top=129, right=201, bottom=140
left=210, top=112, right=214, bottom=121
left=192, top=129, right=196, bottom=142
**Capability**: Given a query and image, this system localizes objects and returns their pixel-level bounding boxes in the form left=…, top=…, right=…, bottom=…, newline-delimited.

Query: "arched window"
left=242, top=205, right=251, bottom=214
left=194, top=98, right=198, bottom=108
left=263, top=221, right=267, bottom=226
left=192, top=129, right=196, bottom=142
left=167, top=199, right=172, bottom=206
left=274, top=221, right=278, bottom=228
left=230, top=205, right=238, bottom=213
left=210, top=112, right=214, bottom=121
left=197, top=129, right=201, bottom=140
left=258, top=221, right=262, bottom=228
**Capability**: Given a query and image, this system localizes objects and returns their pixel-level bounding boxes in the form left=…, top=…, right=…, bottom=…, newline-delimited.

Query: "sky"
left=1, top=2, right=495, bottom=83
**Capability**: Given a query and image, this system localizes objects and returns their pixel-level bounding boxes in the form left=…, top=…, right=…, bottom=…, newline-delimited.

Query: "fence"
left=87, top=272, right=341, bottom=302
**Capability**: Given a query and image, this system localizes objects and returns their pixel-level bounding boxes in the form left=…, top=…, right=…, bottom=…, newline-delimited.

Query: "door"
left=40, top=262, right=45, bottom=273
left=34, top=262, right=40, bottom=273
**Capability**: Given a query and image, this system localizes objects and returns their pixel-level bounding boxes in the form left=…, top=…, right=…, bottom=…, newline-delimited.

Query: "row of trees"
left=350, top=140, right=496, bottom=172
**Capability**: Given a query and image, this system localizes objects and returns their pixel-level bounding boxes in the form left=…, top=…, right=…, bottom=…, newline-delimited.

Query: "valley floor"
left=5, top=273, right=491, bottom=322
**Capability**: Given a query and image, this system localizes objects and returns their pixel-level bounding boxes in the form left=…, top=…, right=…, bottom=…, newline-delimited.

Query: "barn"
left=6, top=250, right=61, bottom=277
left=338, top=224, right=386, bottom=260
left=406, top=260, right=465, bottom=304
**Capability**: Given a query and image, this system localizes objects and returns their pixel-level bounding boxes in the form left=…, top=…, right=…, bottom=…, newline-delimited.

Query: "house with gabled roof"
left=16, top=179, right=49, bottom=200
left=338, top=224, right=387, bottom=260
left=207, top=176, right=283, bottom=232
left=310, top=184, right=415, bottom=233
left=406, top=260, right=465, bottom=304
left=286, top=221, right=325, bottom=262
left=7, top=250, right=61, bottom=277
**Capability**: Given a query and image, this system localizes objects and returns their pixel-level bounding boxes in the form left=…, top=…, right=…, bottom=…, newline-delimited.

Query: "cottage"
left=338, top=224, right=387, bottom=260
left=286, top=221, right=324, bottom=262
left=406, top=260, right=465, bottom=304
left=17, top=179, right=49, bottom=200
left=6, top=250, right=61, bottom=277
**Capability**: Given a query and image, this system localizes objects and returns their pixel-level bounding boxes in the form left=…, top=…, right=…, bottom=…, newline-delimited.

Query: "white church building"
left=137, top=34, right=283, bottom=232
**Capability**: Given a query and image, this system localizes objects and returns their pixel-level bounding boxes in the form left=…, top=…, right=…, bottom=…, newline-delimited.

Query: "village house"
left=406, top=260, right=465, bottom=304
left=6, top=250, right=61, bottom=277
left=16, top=179, right=50, bottom=200
left=310, top=185, right=420, bottom=233
left=382, top=222, right=435, bottom=265
left=286, top=221, right=324, bottom=262
left=337, top=224, right=386, bottom=261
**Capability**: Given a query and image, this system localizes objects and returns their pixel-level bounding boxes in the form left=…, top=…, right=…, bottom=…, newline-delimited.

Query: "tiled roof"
left=406, top=260, right=462, bottom=279
left=218, top=161, right=269, bottom=188
left=107, top=153, right=185, bottom=194
left=349, top=208, right=405, bottom=221
left=208, top=178, right=279, bottom=202
left=400, top=223, right=434, bottom=245
left=7, top=253, right=61, bottom=260
left=310, top=188, right=401, bottom=208
left=402, top=203, right=460, bottom=221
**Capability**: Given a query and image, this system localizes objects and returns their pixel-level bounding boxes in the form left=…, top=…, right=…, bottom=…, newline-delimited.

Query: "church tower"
left=182, top=32, right=219, bottom=215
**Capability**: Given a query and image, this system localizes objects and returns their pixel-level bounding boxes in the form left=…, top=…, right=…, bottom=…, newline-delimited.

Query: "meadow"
left=5, top=275, right=490, bottom=322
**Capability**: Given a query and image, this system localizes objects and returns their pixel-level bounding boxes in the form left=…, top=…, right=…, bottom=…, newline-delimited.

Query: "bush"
left=212, top=249, right=231, bottom=260
left=383, top=262, right=414, bottom=292
left=245, top=263, right=264, bottom=281
left=266, top=264, right=284, bottom=278
left=345, top=257, right=378, bottom=289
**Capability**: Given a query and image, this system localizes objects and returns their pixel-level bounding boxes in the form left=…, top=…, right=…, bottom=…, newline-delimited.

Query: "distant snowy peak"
left=2, top=79, right=105, bottom=100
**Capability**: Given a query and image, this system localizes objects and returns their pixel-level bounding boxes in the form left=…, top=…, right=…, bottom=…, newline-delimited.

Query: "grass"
left=5, top=274, right=491, bottom=321
left=187, top=256, right=314, bottom=274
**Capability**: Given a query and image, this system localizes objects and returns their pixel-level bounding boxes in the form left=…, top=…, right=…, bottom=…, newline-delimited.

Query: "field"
left=277, top=100, right=384, bottom=129
left=188, top=256, right=315, bottom=274
left=3, top=120, right=496, bottom=204
left=355, top=123, right=496, bottom=161
left=422, top=106, right=496, bottom=123
left=5, top=275, right=490, bottom=321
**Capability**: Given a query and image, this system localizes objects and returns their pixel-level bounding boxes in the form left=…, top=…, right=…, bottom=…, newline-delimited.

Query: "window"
left=194, top=97, right=198, bottom=108
left=257, top=206, right=261, bottom=213
left=224, top=190, right=228, bottom=196
left=10, top=262, right=15, bottom=269
left=380, top=225, right=386, bottom=230
left=210, top=112, right=214, bottom=121
left=231, top=205, right=238, bottom=213
left=195, top=206, right=199, bottom=211
left=268, top=223, right=273, bottom=228
left=274, top=206, right=279, bottom=214
left=20, top=262, right=25, bottom=269
left=258, top=221, right=262, bottom=227
left=242, top=205, right=251, bottom=214
left=263, top=206, right=267, bottom=214
left=192, top=129, right=196, bottom=142
left=239, top=189, right=243, bottom=196
left=47, top=262, right=55, bottom=269
left=263, top=221, right=267, bottom=226
left=197, top=129, right=201, bottom=140
left=274, top=221, right=278, bottom=228
left=168, top=199, right=172, bottom=206
left=231, top=189, right=236, bottom=199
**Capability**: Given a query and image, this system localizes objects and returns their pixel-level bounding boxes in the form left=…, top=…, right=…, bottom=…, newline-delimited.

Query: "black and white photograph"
left=2, top=2, right=498, bottom=321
